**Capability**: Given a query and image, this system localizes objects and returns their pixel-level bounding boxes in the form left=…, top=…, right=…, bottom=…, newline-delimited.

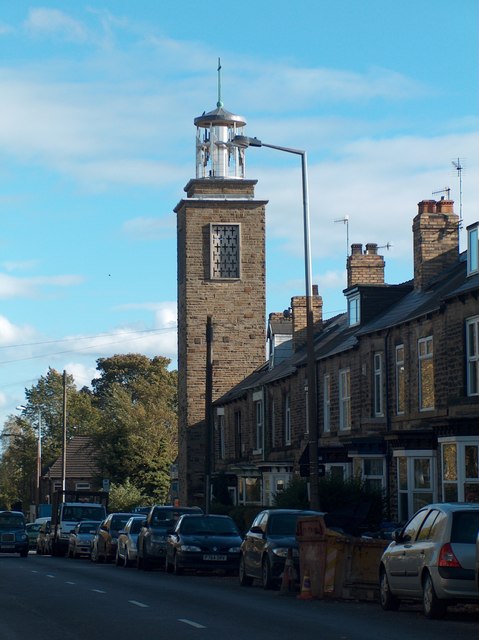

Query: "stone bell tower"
left=175, top=66, right=267, bottom=505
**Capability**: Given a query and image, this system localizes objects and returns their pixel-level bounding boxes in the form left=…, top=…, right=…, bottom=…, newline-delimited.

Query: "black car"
left=165, top=514, right=243, bottom=575
left=239, top=508, right=324, bottom=589
left=0, top=510, right=29, bottom=557
left=137, top=505, right=203, bottom=570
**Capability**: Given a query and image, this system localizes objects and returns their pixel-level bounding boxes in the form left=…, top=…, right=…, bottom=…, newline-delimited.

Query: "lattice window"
left=210, top=224, right=240, bottom=279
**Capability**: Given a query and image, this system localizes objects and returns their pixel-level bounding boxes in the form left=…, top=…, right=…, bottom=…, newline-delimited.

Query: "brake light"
left=438, top=543, right=461, bottom=568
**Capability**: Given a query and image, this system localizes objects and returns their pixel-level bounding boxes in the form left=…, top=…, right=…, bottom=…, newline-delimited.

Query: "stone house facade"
left=212, top=198, right=479, bottom=523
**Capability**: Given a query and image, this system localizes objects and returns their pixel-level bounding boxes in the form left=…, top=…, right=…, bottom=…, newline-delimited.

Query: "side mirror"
left=249, top=526, right=264, bottom=536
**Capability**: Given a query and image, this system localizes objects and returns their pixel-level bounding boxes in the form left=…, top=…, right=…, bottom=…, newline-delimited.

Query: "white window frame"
left=439, top=436, right=479, bottom=503
left=217, top=412, right=225, bottom=460
left=467, top=222, right=479, bottom=276
left=348, top=294, right=360, bottom=327
left=373, top=352, right=383, bottom=417
left=254, top=399, right=263, bottom=454
left=284, top=393, right=291, bottom=446
left=466, top=316, right=479, bottom=396
left=418, top=336, right=434, bottom=411
left=75, top=482, right=91, bottom=491
left=351, top=455, right=385, bottom=491
left=323, top=374, right=331, bottom=433
left=393, top=450, right=436, bottom=523
left=339, top=368, right=351, bottom=430
left=395, top=344, right=405, bottom=415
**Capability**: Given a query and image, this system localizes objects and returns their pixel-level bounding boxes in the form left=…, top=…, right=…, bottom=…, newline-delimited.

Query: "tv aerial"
left=334, top=215, right=349, bottom=257
left=452, top=158, right=464, bottom=226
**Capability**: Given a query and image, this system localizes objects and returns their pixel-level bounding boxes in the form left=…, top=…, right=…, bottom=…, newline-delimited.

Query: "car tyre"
left=115, top=550, right=122, bottom=566
left=261, top=557, right=274, bottom=590
left=423, top=572, right=447, bottom=619
left=173, top=553, right=183, bottom=575
left=379, top=568, right=400, bottom=611
left=239, top=555, right=253, bottom=586
left=165, top=554, right=173, bottom=574
left=124, top=551, right=130, bottom=568
left=20, top=548, right=29, bottom=558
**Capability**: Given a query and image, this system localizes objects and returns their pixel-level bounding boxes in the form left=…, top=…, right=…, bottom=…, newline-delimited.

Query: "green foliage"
left=272, top=474, right=386, bottom=532
left=107, top=479, right=146, bottom=513
left=273, top=476, right=309, bottom=509
left=0, top=355, right=178, bottom=512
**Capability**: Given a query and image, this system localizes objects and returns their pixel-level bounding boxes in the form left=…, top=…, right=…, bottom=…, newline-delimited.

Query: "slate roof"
left=213, top=251, right=479, bottom=409
left=48, top=436, right=100, bottom=480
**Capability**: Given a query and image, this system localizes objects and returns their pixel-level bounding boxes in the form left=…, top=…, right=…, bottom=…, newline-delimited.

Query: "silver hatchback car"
left=379, top=502, right=479, bottom=618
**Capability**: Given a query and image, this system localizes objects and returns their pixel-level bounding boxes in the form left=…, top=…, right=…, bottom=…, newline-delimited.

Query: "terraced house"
left=211, top=198, right=479, bottom=523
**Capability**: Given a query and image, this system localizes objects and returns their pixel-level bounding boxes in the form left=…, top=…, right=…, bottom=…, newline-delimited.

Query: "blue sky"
left=0, top=0, right=478, bottom=427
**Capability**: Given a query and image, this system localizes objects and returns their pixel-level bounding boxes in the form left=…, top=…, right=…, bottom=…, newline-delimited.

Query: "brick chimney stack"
left=291, top=284, right=323, bottom=351
left=347, top=243, right=385, bottom=287
left=413, top=198, right=459, bottom=291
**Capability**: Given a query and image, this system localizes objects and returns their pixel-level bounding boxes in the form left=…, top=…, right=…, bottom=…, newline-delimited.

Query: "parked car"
left=26, top=522, right=42, bottom=550
left=36, top=520, right=51, bottom=555
left=89, top=522, right=103, bottom=563
left=165, top=514, right=243, bottom=575
left=116, top=516, right=144, bottom=567
left=239, top=509, right=324, bottom=589
left=68, top=520, right=100, bottom=558
left=91, top=512, right=138, bottom=563
left=137, top=505, right=203, bottom=570
left=379, top=502, right=479, bottom=618
left=0, top=510, right=29, bottom=557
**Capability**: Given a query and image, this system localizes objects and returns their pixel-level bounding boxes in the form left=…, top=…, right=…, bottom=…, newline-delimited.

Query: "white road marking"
left=46, top=574, right=55, bottom=578
left=178, top=619, right=206, bottom=629
left=129, top=600, right=149, bottom=608
left=65, top=581, right=76, bottom=585
left=91, top=589, right=106, bottom=593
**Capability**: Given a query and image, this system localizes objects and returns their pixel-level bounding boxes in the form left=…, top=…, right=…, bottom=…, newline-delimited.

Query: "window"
left=254, top=400, right=263, bottom=453
left=75, top=482, right=91, bottom=491
left=467, top=223, right=479, bottom=275
left=440, top=438, right=479, bottom=502
left=348, top=294, right=360, bottom=326
left=210, top=223, right=240, bottom=279
left=234, top=411, right=242, bottom=458
left=395, top=452, right=435, bottom=522
left=418, top=336, right=434, bottom=411
left=395, top=344, right=405, bottom=414
left=217, top=413, right=225, bottom=460
left=270, top=399, right=276, bottom=448
left=466, top=316, right=479, bottom=396
left=238, top=477, right=261, bottom=504
left=284, top=393, right=291, bottom=445
left=352, top=456, right=385, bottom=491
left=373, top=352, right=383, bottom=417
left=339, top=369, right=351, bottom=430
left=323, top=374, right=331, bottom=433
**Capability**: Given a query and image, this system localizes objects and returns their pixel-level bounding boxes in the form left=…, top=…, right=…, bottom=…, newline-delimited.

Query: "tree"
left=90, top=354, right=178, bottom=503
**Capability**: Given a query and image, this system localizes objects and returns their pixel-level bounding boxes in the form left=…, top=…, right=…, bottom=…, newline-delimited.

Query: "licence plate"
left=203, top=554, right=227, bottom=561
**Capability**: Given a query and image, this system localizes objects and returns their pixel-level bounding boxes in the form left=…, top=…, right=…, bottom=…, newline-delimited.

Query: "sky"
left=0, top=0, right=478, bottom=428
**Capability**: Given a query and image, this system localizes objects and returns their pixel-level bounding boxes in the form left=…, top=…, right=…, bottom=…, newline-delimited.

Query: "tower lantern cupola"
left=194, top=60, right=246, bottom=179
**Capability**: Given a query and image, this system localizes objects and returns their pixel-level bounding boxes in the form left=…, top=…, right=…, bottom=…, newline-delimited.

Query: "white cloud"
left=0, top=315, right=37, bottom=346
left=0, top=273, right=84, bottom=299
left=24, top=9, right=89, bottom=43
left=122, top=216, right=176, bottom=240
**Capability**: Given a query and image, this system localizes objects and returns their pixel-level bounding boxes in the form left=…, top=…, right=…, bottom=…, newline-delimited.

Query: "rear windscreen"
left=451, top=511, right=479, bottom=544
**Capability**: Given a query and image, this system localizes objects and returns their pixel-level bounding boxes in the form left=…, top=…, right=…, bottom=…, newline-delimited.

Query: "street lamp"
left=230, top=135, right=320, bottom=510
left=16, top=405, right=42, bottom=512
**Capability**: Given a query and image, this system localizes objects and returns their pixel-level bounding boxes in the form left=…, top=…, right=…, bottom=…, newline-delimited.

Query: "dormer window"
left=348, top=293, right=360, bottom=326
left=467, top=223, right=479, bottom=276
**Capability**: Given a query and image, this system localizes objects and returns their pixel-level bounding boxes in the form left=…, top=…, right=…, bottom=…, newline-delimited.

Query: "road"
left=1, top=553, right=478, bottom=640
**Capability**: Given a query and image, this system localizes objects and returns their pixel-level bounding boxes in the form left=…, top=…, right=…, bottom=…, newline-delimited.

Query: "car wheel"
left=423, top=572, right=447, bottom=619
left=20, top=548, right=28, bottom=558
left=165, top=553, right=173, bottom=574
left=239, top=555, right=253, bottom=586
left=261, top=557, right=274, bottom=590
left=379, top=568, right=400, bottom=611
left=124, top=551, right=130, bottom=568
left=115, top=550, right=122, bottom=566
left=173, top=553, right=183, bottom=575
